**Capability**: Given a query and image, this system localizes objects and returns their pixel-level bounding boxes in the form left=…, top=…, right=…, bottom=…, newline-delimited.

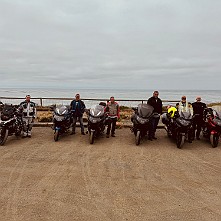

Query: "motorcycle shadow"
left=164, top=133, right=213, bottom=150
left=0, top=134, right=27, bottom=147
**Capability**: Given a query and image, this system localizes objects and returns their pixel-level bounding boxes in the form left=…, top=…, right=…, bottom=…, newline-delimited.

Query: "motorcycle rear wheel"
left=210, top=134, right=219, bottom=148
left=135, top=130, right=141, bottom=146
left=0, top=128, right=9, bottom=146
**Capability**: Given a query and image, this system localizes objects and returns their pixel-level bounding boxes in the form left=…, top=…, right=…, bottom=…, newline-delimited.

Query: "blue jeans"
left=149, top=117, right=160, bottom=138
left=72, top=116, right=84, bottom=133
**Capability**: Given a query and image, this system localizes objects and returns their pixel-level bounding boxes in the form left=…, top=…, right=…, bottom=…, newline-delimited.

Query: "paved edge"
left=33, top=122, right=165, bottom=129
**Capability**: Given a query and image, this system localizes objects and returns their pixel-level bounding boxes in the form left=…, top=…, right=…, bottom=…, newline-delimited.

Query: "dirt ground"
left=0, top=128, right=221, bottom=221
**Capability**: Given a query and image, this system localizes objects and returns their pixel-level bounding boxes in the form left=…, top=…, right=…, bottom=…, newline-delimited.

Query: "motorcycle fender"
left=211, top=130, right=217, bottom=135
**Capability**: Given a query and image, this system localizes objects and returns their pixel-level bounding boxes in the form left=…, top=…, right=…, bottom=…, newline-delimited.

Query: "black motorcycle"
left=87, top=103, right=107, bottom=144
left=0, top=104, right=23, bottom=146
left=131, top=104, right=154, bottom=145
left=53, top=105, right=72, bottom=141
left=162, top=111, right=194, bottom=148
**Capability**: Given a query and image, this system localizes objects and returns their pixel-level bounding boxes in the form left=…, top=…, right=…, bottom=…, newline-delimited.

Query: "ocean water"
left=0, top=88, right=221, bottom=107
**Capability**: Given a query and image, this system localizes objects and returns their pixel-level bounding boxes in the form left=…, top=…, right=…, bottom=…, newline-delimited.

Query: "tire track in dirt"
left=79, top=144, right=112, bottom=220
left=5, top=146, right=40, bottom=220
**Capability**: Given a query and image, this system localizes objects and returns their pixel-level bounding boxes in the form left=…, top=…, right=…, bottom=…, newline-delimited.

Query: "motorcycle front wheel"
left=89, top=131, right=95, bottom=144
left=210, top=134, right=219, bottom=148
left=135, top=130, right=141, bottom=146
left=176, top=132, right=185, bottom=149
left=54, top=130, right=59, bottom=142
left=0, top=128, right=9, bottom=146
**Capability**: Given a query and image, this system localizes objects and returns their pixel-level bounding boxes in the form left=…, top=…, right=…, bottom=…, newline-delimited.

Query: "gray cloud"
left=0, top=0, right=221, bottom=90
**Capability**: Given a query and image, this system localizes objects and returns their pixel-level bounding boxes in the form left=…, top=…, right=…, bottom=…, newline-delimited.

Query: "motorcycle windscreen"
left=90, top=105, right=104, bottom=117
left=179, top=111, right=192, bottom=120
left=137, top=104, right=154, bottom=118
left=55, top=105, right=69, bottom=116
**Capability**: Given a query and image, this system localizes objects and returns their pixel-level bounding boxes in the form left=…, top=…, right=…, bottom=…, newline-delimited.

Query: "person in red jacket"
left=105, top=96, right=120, bottom=138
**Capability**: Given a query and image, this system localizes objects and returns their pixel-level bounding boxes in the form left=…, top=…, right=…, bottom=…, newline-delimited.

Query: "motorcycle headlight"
left=89, top=116, right=100, bottom=123
left=54, top=115, right=64, bottom=122
left=136, top=116, right=148, bottom=124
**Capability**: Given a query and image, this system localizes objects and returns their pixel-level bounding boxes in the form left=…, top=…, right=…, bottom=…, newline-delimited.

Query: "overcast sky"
left=0, top=0, right=220, bottom=90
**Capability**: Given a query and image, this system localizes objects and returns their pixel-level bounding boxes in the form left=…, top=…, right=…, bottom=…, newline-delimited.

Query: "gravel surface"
left=0, top=128, right=221, bottom=221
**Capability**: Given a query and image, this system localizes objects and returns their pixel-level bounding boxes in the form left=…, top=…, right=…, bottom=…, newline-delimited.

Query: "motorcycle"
left=162, top=110, right=194, bottom=148
left=131, top=103, right=154, bottom=145
left=203, top=108, right=221, bottom=148
left=53, top=105, right=72, bottom=141
left=0, top=104, right=23, bottom=146
left=87, top=103, right=107, bottom=144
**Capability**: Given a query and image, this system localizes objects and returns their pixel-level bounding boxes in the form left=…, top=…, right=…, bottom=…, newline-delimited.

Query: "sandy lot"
left=0, top=128, right=221, bottom=221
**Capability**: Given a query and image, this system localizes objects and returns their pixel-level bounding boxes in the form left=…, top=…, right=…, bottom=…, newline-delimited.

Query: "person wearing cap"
left=70, top=93, right=86, bottom=135
left=192, top=97, right=207, bottom=140
left=176, top=96, right=193, bottom=115
left=19, top=95, right=36, bottom=138
left=147, top=91, right=162, bottom=140
left=105, top=96, right=120, bottom=138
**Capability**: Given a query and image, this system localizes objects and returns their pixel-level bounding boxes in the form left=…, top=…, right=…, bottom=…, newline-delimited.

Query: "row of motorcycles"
left=1, top=102, right=221, bottom=148
left=162, top=107, right=221, bottom=148
left=53, top=102, right=108, bottom=144
left=0, top=102, right=107, bottom=145
left=131, top=103, right=221, bottom=148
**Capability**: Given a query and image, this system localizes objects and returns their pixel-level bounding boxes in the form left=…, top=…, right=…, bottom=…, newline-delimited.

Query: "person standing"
left=176, top=96, right=193, bottom=115
left=192, top=96, right=207, bottom=140
left=147, top=91, right=162, bottom=140
left=70, top=93, right=86, bottom=135
left=19, top=95, right=36, bottom=138
left=105, top=96, right=120, bottom=138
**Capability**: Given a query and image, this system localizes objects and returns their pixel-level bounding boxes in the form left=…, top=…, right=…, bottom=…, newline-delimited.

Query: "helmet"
left=168, top=106, right=177, bottom=118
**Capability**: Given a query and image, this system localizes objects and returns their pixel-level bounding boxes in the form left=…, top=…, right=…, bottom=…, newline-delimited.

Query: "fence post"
left=40, top=98, right=43, bottom=107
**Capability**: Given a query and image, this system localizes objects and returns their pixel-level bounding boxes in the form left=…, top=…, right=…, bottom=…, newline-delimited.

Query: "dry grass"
left=37, top=111, right=53, bottom=122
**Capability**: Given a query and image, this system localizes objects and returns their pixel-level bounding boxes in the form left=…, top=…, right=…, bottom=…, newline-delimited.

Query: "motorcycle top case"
left=1, top=104, right=15, bottom=121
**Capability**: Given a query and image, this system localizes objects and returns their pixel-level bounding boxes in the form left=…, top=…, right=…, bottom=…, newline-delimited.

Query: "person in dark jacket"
left=70, top=93, right=86, bottom=135
left=192, top=96, right=207, bottom=140
left=147, top=91, right=163, bottom=140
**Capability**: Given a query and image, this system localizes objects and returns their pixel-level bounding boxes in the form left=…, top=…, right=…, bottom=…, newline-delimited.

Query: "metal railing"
left=0, top=96, right=180, bottom=108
